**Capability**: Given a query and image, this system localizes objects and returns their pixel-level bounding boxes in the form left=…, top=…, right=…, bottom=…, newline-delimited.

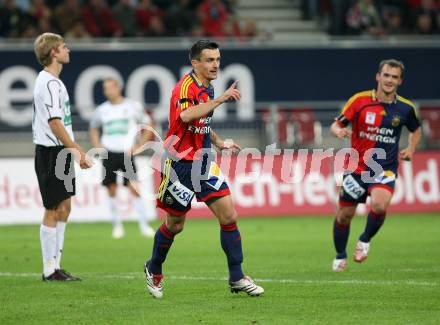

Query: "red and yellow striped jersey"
left=336, top=89, right=420, bottom=174
left=163, top=71, right=214, bottom=160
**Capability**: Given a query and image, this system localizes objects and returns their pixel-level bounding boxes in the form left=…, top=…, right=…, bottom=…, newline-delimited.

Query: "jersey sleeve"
left=176, top=83, right=197, bottom=112
left=405, top=106, right=421, bottom=132
left=335, top=94, right=359, bottom=126
left=89, top=106, right=102, bottom=128
left=43, top=80, right=63, bottom=121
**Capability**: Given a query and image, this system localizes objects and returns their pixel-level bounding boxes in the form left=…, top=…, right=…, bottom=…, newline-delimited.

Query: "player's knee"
left=107, top=184, right=117, bottom=197
left=44, top=208, right=59, bottom=224
left=57, top=204, right=71, bottom=220
left=219, top=208, right=238, bottom=225
left=371, top=202, right=387, bottom=215
left=166, top=219, right=185, bottom=234
left=336, top=210, right=354, bottom=225
left=336, top=215, right=351, bottom=225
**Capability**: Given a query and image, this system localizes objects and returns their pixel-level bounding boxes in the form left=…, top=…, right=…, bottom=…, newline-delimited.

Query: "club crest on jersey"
left=391, top=115, right=401, bottom=127
left=365, top=112, right=376, bottom=125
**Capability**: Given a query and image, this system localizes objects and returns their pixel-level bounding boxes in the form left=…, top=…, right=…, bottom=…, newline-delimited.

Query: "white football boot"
left=230, top=276, right=264, bottom=296
left=144, top=262, right=163, bottom=299
left=332, top=258, right=348, bottom=272
left=112, top=225, right=125, bottom=239
left=140, top=224, right=155, bottom=238
left=353, top=241, right=370, bottom=263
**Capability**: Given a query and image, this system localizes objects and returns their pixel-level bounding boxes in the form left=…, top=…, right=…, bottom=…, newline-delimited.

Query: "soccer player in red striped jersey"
left=330, top=59, right=422, bottom=272
left=143, top=40, right=264, bottom=298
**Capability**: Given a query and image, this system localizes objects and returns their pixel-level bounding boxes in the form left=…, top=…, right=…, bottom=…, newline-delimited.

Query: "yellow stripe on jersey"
left=341, top=90, right=373, bottom=114
left=383, top=170, right=395, bottom=177
left=180, top=75, right=191, bottom=99
left=397, top=95, right=417, bottom=110
left=183, top=79, right=192, bottom=110
left=178, top=76, right=190, bottom=109
left=157, top=158, right=172, bottom=201
left=179, top=76, right=193, bottom=111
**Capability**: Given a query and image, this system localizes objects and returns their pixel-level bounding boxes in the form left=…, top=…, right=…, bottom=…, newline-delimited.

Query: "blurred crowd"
left=0, top=0, right=260, bottom=39
left=302, top=0, right=440, bottom=36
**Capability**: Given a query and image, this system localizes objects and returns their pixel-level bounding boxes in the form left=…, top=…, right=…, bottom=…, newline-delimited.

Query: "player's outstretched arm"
left=330, top=121, right=352, bottom=139
left=180, top=81, right=241, bottom=123
left=130, top=124, right=155, bottom=156
left=210, top=129, right=241, bottom=153
left=49, top=119, right=92, bottom=169
left=399, top=126, right=422, bottom=161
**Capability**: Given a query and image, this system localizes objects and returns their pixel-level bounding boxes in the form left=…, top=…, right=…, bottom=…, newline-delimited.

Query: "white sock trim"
left=40, top=224, right=57, bottom=277
left=108, top=197, right=121, bottom=227
left=133, top=197, right=148, bottom=226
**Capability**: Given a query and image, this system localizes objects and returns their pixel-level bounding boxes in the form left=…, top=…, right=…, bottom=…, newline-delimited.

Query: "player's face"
left=193, top=48, right=221, bottom=82
left=54, top=43, right=70, bottom=64
left=103, top=80, right=121, bottom=101
left=376, top=64, right=403, bottom=95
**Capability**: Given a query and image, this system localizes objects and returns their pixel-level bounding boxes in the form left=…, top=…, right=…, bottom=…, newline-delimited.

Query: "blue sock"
left=220, top=223, right=244, bottom=282
left=333, top=219, right=350, bottom=259
left=148, top=223, right=175, bottom=275
left=359, top=211, right=386, bottom=243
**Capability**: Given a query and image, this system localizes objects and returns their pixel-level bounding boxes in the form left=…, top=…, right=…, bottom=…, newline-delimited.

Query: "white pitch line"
left=0, top=272, right=437, bottom=287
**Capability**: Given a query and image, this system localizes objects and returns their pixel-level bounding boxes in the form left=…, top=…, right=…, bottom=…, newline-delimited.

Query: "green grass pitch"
left=0, top=214, right=439, bottom=324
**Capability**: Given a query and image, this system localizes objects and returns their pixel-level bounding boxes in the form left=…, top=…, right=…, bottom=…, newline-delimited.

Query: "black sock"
left=333, top=219, right=350, bottom=259
left=149, top=223, right=175, bottom=275
left=359, top=211, right=386, bottom=243
left=220, top=223, right=245, bottom=282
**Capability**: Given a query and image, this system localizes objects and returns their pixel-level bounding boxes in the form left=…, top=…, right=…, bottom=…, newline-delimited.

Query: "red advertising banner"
left=169, top=151, right=440, bottom=218
left=0, top=152, right=438, bottom=224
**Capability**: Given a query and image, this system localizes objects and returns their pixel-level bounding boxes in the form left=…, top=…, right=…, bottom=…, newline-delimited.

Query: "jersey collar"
left=190, top=70, right=210, bottom=89
left=372, top=89, right=397, bottom=104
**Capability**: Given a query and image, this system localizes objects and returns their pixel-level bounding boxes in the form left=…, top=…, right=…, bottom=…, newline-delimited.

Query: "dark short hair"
left=378, top=59, right=405, bottom=78
left=189, top=40, right=219, bottom=61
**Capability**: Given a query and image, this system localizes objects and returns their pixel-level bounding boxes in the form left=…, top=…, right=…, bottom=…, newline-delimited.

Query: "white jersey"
left=90, top=98, right=151, bottom=153
left=32, top=70, right=74, bottom=146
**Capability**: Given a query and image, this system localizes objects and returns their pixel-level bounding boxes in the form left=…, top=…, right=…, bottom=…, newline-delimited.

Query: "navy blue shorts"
left=339, top=171, right=395, bottom=206
left=157, top=158, right=230, bottom=216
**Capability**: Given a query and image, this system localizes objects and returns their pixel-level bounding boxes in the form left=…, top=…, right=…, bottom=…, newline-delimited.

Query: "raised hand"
left=336, top=127, right=352, bottom=139
left=220, top=80, right=241, bottom=103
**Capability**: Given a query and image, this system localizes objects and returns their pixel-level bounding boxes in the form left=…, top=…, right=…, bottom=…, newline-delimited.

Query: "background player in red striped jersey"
left=330, top=59, right=422, bottom=272
left=143, top=40, right=264, bottom=298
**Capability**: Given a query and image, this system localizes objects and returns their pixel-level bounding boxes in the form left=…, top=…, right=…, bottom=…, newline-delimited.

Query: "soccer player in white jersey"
left=89, top=79, right=156, bottom=239
left=32, top=33, right=92, bottom=281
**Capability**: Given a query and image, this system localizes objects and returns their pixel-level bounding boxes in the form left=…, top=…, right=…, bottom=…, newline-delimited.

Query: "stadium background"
left=1, top=1, right=440, bottom=324
left=1, top=39, right=439, bottom=223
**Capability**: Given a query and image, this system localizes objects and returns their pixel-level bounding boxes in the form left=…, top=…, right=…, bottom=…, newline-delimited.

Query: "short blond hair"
left=34, top=33, right=64, bottom=67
